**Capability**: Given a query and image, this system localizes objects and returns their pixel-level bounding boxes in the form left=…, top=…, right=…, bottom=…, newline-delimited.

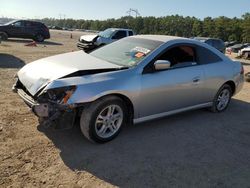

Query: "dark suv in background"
left=0, top=20, right=50, bottom=42
left=193, top=37, right=226, bottom=53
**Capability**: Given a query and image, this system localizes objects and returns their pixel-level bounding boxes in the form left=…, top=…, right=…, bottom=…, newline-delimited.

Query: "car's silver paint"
left=17, top=35, right=244, bottom=123
left=139, top=64, right=205, bottom=117
left=134, top=102, right=213, bottom=123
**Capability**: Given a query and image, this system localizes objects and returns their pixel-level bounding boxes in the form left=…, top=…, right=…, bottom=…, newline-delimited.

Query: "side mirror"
left=154, top=60, right=171, bottom=71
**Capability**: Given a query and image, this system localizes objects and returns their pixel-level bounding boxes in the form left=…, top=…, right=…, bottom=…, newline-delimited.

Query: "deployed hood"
left=80, top=34, right=98, bottom=42
left=17, top=51, right=121, bottom=96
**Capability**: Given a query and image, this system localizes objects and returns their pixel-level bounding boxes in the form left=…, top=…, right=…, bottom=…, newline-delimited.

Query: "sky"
left=1, top=0, right=250, bottom=20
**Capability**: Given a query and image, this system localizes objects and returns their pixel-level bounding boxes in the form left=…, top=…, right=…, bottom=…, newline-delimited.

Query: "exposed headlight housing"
left=46, top=86, right=77, bottom=104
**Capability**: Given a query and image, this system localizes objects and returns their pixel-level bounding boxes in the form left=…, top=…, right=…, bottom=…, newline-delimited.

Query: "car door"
left=111, top=30, right=127, bottom=42
left=23, top=21, right=35, bottom=38
left=138, top=45, right=205, bottom=118
left=9, top=21, right=25, bottom=37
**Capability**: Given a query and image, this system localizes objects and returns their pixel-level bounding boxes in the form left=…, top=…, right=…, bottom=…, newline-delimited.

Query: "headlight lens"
left=47, top=86, right=77, bottom=104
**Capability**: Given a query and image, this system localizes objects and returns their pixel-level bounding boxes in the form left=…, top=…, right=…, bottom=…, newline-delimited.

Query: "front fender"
left=43, top=69, right=141, bottom=118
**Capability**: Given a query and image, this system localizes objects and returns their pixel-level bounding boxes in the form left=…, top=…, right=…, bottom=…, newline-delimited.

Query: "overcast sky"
left=1, top=0, right=250, bottom=20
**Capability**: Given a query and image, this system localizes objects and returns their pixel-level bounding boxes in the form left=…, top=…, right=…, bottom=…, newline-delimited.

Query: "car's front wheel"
left=210, top=84, right=232, bottom=112
left=80, top=96, right=127, bottom=143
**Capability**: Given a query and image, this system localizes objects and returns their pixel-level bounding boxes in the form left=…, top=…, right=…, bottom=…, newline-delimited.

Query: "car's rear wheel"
left=80, top=96, right=127, bottom=143
left=0, top=32, right=8, bottom=40
left=35, top=34, right=44, bottom=42
left=210, top=84, right=232, bottom=112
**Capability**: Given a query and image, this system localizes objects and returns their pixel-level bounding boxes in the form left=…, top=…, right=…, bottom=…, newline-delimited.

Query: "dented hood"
left=80, top=34, right=98, bottom=42
left=17, top=51, right=121, bottom=96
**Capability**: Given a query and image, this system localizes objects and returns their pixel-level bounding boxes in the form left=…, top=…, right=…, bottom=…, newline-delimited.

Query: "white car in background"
left=77, top=28, right=135, bottom=52
left=238, top=46, right=250, bottom=59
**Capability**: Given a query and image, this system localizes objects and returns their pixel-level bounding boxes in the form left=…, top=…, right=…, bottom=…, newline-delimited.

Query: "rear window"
left=214, top=40, right=225, bottom=48
left=128, top=31, right=134, bottom=36
left=196, top=45, right=222, bottom=64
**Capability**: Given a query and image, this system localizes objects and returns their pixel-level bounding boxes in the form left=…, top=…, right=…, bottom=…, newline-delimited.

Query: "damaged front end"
left=13, top=80, right=78, bottom=129
left=77, top=36, right=99, bottom=52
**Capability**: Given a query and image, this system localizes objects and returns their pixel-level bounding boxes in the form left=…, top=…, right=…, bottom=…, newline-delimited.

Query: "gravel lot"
left=0, top=30, right=250, bottom=188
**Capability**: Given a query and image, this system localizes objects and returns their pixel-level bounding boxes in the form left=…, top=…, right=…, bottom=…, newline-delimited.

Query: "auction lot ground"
left=0, top=30, right=250, bottom=188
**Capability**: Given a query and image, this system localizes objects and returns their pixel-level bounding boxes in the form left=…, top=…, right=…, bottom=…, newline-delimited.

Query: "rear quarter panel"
left=202, top=60, right=243, bottom=102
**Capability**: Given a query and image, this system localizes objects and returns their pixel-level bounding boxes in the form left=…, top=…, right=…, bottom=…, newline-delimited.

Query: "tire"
left=35, top=34, right=44, bottom=42
left=210, top=84, right=232, bottom=113
left=80, top=96, right=128, bottom=143
left=0, top=32, right=8, bottom=40
left=243, top=52, right=250, bottom=59
left=245, top=73, right=250, bottom=82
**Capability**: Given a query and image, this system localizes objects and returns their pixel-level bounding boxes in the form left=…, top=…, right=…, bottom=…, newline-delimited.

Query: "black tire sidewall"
left=35, top=34, right=44, bottom=42
left=89, top=98, right=127, bottom=143
left=212, top=84, right=232, bottom=112
left=0, top=32, right=8, bottom=40
left=244, top=52, right=249, bottom=59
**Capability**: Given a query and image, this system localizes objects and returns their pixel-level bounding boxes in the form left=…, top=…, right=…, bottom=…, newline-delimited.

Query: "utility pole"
left=126, top=8, right=140, bottom=18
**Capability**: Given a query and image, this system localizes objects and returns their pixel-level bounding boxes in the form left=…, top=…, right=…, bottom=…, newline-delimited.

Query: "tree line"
left=39, top=13, right=250, bottom=42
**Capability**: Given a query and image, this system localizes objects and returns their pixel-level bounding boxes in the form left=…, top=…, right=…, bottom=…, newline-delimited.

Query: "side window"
left=112, top=31, right=127, bottom=40
left=24, top=21, right=33, bottom=27
left=196, top=45, right=222, bottom=64
left=212, top=40, right=220, bottom=48
left=128, top=31, right=133, bottom=36
left=13, top=21, right=23, bottom=27
left=206, top=40, right=213, bottom=46
left=157, top=45, right=197, bottom=68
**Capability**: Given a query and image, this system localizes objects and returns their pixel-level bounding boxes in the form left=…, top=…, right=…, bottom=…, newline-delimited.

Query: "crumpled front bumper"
left=14, top=87, right=76, bottom=129
left=77, top=41, right=97, bottom=52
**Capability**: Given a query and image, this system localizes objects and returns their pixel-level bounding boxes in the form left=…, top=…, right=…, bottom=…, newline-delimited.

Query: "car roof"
left=14, top=19, right=43, bottom=24
left=194, top=37, right=222, bottom=41
left=110, top=28, right=133, bottom=31
left=131, top=35, right=186, bottom=42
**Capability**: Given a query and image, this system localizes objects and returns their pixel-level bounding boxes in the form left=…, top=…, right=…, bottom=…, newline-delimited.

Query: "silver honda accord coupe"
left=13, top=35, right=244, bottom=143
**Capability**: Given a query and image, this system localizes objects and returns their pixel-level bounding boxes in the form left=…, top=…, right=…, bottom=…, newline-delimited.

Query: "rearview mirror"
left=154, top=60, right=171, bottom=71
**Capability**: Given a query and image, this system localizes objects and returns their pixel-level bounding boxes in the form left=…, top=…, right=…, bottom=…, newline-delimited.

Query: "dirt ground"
left=0, top=30, right=250, bottom=188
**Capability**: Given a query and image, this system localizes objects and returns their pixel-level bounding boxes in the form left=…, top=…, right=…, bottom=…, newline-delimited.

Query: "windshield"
left=90, top=37, right=163, bottom=67
left=4, top=20, right=17, bottom=25
left=98, top=28, right=115, bottom=38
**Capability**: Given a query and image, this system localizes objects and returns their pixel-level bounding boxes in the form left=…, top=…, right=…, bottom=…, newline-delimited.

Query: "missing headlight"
left=47, top=86, right=77, bottom=104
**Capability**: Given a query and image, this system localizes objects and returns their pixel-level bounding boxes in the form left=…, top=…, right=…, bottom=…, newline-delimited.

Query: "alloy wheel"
left=216, top=89, right=230, bottom=111
left=95, top=105, right=123, bottom=139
